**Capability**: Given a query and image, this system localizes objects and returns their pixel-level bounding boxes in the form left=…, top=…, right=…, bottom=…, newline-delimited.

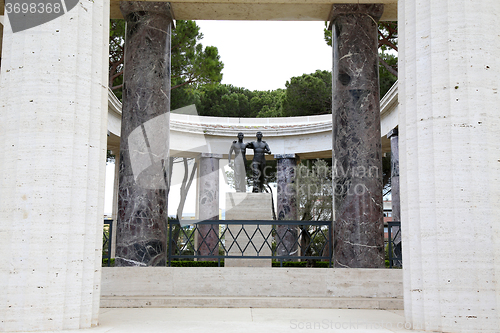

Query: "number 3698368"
left=5, top=2, right=62, bottom=14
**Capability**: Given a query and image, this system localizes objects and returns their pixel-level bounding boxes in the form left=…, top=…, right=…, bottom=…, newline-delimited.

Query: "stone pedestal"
left=275, top=154, right=298, bottom=258
left=399, top=0, right=500, bottom=331
left=197, top=153, right=222, bottom=260
left=330, top=4, right=385, bottom=268
left=115, top=2, right=173, bottom=267
left=225, top=193, right=273, bottom=267
left=0, top=2, right=109, bottom=330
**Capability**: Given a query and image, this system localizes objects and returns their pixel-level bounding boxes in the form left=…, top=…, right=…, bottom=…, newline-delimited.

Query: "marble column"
left=330, top=4, right=385, bottom=268
left=275, top=154, right=298, bottom=258
left=399, top=0, right=500, bottom=331
left=115, top=2, right=173, bottom=267
left=197, top=153, right=222, bottom=260
left=0, top=2, right=109, bottom=331
left=387, top=128, right=400, bottom=222
left=387, top=128, right=401, bottom=265
left=0, top=20, right=3, bottom=67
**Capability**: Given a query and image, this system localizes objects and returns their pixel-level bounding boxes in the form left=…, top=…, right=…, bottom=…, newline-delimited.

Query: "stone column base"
left=225, top=193, right=273, bottom=267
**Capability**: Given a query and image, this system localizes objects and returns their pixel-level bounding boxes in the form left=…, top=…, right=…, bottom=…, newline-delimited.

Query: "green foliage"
left=109, top=19, right=224, bottom=102
left=378, top=22, right=398, bottom=53
left=166, top=260, right=330, bottom=267
left=272, top=261, right=329, bottom=268
left=252, top=89, right=285, bottom=118
left=170, top=260, right=221, bottom=267
left=294, top=159, right=333, bottom=260
left=192, top=84, right=284, bottom=118
left=379, top=52, right=398, bottom=97
left=281, top=70, right=332, bottom=117
left=106, top=150, right=115, bottom=164
left=382, top=153, right=392, bottom=197
left=323, top=21, right=397, bottom=52
left=296, top=159, right=333, bottom=222
left=171, top=84, right=201, bottom=111
left=109, top=19, right=126, bottom=100
left=102, top=258, right=115, bottom=267
left=171, top=20, right=224, bottom=90
left=194, top=84, right=251, bottom=117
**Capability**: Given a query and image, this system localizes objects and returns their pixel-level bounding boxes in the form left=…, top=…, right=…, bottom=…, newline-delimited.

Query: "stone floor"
left=27, top=308, right=430, bottom=333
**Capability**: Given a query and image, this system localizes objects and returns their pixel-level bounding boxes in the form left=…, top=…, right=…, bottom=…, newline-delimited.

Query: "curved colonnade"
left=2, top=0, right=499, bottom=331
left=106, top=82, right=399, bottom=158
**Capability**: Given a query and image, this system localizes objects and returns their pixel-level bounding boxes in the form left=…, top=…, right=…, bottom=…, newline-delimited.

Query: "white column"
left=111, top=152, right=120, bottom=259
left=0, top=17, right=3, bottom=66
left=399, top=0, right=500, bottom=331
left=0, top=2, right=109, bottom=331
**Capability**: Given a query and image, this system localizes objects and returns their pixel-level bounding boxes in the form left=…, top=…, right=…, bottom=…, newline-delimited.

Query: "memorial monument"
left=228, top=132, right=247, bottom=192
left=225, top=132, right=273, bottom=266
left=246, top=131, right=272, bottom=193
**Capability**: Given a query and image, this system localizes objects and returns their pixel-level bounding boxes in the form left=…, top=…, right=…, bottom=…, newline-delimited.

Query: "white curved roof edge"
left=108, top=87, right=122, bottom=118
left=380, top=80, right=398, bottom=118
left=107, top=81, right=398, bottom=141
left=107, top=87, right=332, bottom=136
left=172, top=118, right=332, bottom=137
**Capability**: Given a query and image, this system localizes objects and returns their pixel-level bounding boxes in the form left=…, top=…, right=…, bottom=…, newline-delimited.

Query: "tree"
left=108, top=19, right=224, bottom=102
left=170, top=20, right=224, bottom=90
left=296, top=159, right=333, bottom=223
left=193, top=84, right=286, bottom=118
left=109, top=19, right=126, bottom=100
left=168, top=157, right=198, bottom=257
left=281, top=70, right=332, bottom=117
left=377, top=22, right=398, bottom=97
left=251, top=89, right=285, bottom=118
left=195, top=84, right=251, bottom=117
left=171, top=84, right=202, bottom=111
left=379, top=52, right=398, bottom=97
left=377, top=22, right=398, bottom=75
left=295, top=159, right=333, bottom=265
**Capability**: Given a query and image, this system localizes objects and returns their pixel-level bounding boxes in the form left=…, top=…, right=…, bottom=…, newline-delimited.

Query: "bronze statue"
left=228, top=132, right=247, bottom=192
left=246, top=131, right=272, bottom=193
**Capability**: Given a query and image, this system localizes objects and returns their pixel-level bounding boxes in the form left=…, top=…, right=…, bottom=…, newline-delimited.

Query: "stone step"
left=101, top=296, right=403, bottom=310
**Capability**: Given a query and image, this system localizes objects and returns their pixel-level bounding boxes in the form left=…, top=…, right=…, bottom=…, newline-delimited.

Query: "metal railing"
left=387, top=221, right=402, bottom=268
left=102, top=219, right=113, bottom=267
left=103, top=218, right=401, bottom=268
left=168, top=220, right=332, bottom=267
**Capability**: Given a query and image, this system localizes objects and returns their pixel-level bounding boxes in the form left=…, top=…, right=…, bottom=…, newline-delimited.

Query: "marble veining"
left=197, top=154, right=221, bottom=260
left=331, top=4, right=385, bottom=268
left=275, top=156, right=298, bottom=257
left=115, top=2, right=173, bottom=267
left=388, top=129, right=401, bottom=260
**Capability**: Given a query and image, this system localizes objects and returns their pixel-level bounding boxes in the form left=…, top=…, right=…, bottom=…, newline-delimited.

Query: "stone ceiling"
left=109, top=0, right=398, bottom=21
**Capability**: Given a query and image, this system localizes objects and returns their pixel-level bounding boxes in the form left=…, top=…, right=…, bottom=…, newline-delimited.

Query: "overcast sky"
left=195, top=20, right=333, bottom=91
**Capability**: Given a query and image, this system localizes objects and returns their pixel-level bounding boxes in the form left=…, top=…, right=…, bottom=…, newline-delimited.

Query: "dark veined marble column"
left=388, top=128, right=400, bottom=222
left=197, top=153, right=221, bottom=260
left=330, top=4, right=385, bottom=268
left=388, top=128, right=401, bottom=264
left=115, top=2, right=173, bottom=267
left=275, top=154, right=298, bottom=258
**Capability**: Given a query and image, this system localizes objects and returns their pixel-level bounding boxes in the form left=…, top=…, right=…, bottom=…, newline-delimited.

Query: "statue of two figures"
left=228, top=131, right=272, bottom=193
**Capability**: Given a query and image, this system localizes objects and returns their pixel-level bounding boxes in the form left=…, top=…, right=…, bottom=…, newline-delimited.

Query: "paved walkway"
left=28, top=308, right=429, bottom=333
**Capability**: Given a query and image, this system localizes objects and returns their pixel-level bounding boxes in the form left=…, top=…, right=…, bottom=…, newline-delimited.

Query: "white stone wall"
left=101, top=267, right=403, bottom=299
left=0, top=1, right=109, bottom=331
left=398, top=0, right=500, bottom=331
